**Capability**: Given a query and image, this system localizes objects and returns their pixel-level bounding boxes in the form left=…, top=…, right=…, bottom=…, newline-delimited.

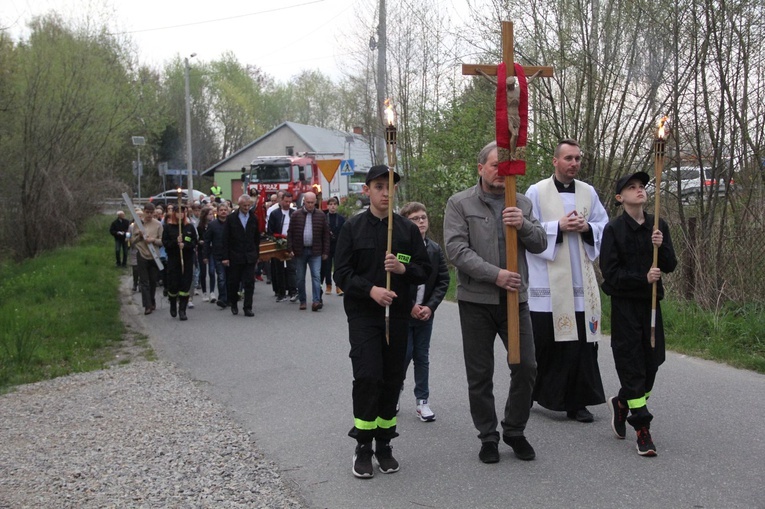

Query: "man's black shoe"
left=608, top=397, right=628, bottom=439
left=503, top=435, right=536, bottom=461
left=244, top=309, right=254, bottom=317
left=478, top=442, right=499, bottom=464
left=567, top=408, right=595, bottom=423
left=216, top=300, right=227, bottom=309
left=230, top=306, right=239, bottom=315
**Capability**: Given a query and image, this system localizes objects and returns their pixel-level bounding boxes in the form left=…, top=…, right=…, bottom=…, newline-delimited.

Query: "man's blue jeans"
left=295, top=252, right=322, bottom=304
left=213, top=256, right=227, bottom=304
left=404, top=318, right=434, bottom=401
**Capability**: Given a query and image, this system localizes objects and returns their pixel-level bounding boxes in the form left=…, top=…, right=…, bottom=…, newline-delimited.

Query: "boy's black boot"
left=178, top=296, right=188, bottom=321
left=636, top=425, right=657, bottom=457
left=352, top=442, right=374, bottom=478
left=374, top=439, right=400, bottom=473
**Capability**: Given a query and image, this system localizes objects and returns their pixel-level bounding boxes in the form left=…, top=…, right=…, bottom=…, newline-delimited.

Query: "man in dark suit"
left=267, top=192, right=298, bottom=303
left=222, top=194, right=260, bottom=317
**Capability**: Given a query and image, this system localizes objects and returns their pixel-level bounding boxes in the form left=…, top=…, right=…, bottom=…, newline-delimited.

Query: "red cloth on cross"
left=495, top=62, right=528, bottom=176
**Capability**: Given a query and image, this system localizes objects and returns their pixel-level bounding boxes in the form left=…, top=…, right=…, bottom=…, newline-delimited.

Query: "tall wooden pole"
left=176, top=188, right=185, bottom=274
left=501, top=23, right=521, bottom=365
left=650, top=119, right=668, bottom=348
left=384, top=115, right=397, bottom=345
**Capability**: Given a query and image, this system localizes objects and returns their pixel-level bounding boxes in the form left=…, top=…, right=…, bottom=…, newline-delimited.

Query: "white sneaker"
left=203, top=292, right=210, bottom=302
left=416, top=399, right=436, bottom=422
left=188, top=300, right=195, bottom=309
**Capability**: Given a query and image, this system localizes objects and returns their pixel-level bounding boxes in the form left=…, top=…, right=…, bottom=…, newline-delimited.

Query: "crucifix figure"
left=462, top=21, right=554, bottom=364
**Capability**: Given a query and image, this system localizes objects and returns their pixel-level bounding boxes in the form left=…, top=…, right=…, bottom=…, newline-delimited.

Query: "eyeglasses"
left=408, top=215, right=428, bottom=222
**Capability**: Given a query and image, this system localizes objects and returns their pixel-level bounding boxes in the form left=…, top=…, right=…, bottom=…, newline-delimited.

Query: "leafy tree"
left=0, top=14, right=140, bottom=259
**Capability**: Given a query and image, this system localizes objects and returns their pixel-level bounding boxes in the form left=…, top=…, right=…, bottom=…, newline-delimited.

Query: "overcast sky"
left=1, top=0, right=371, bottom=83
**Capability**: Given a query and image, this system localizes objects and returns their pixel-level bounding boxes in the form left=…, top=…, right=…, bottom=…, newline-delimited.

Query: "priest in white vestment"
left=526, top=139, right=608, bottom=422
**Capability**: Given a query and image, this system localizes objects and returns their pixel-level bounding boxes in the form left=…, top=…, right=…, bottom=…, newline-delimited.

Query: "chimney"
left=352, top=126, right=363, bottom=135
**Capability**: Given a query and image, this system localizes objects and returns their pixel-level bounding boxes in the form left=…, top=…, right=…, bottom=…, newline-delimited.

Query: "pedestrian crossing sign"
left=340, top=159, right=355, bottom=176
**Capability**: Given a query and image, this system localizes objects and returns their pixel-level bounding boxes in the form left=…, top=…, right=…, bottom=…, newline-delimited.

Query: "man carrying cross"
left=444, top=141, right=547, bottom=463
left=447, top=20, right=552, bottom=464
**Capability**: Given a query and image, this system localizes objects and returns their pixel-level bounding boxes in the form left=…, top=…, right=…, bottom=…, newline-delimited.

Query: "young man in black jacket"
left=600, top=171, right=677, bottom=457
left=333, top=166, right=431, bottom=479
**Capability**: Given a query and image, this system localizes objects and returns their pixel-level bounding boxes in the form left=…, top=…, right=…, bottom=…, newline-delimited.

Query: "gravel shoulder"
left=0, top=278, right=308, bottom=509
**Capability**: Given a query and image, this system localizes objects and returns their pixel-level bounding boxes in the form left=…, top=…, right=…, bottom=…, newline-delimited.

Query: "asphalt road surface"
left=133, top=279, right=765, bottom=509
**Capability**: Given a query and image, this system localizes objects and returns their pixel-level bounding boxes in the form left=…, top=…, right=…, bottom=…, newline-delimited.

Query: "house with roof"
left=201, top=121, right=376, bottom=202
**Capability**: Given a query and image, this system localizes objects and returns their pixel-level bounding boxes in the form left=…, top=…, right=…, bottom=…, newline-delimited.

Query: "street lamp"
left=132, top=136, right=146, bottom=199
left=184, top=53, right=196, bottom=203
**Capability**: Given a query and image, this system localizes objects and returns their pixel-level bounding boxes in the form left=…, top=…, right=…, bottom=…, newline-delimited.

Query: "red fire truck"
left=243, top=155, right=328, bottom=232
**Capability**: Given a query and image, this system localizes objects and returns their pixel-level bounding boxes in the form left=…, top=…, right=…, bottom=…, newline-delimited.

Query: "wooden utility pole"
left=375, top=0, right=387, bottom=165
left=462, top=21, right=553, bottom=364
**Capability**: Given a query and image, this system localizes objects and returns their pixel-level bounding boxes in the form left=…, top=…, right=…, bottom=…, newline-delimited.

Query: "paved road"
left=133, top=280, right=765, bottom=509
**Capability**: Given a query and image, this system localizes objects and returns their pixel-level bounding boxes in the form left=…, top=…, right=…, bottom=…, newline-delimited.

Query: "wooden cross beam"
left=462, top=21, right=553, bottom=365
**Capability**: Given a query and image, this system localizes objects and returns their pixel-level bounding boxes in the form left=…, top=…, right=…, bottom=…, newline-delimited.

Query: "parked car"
left=148, top=189, right=209, bottom=207
left=646, top=166, right=734, bottom=201
left=347, top=182, right=370, bottom=208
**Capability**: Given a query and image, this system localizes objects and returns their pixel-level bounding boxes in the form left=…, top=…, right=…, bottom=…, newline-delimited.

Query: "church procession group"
left=112, top=138, right=677, bottom=480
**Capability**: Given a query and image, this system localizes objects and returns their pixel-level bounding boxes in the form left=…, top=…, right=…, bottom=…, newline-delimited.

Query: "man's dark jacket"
left=267, top=207, right=293, bottom=236
left=222, top=209, right=260, bottom=265
left=203, top=218, right=227, bottom=260
left=110, top=217, right=130, bottom=240
left=287, top=208, right=331, bottom=258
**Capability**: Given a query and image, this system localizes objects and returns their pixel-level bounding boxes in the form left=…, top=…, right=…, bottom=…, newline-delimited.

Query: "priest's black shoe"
left=230, top=306, right=239, bottom=315
left=567, top=408, right=594, bottom=423
left=244, top=309, right=254, bottom=317
left=502, top=435, right=536, bottom=461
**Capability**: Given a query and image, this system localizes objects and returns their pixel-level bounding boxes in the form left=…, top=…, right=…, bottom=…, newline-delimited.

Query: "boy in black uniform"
left=599, top=171, right=677, bottom=456
left=162, top=205, right=199, bottom=321
left=333, top=165, right=431, bottom=479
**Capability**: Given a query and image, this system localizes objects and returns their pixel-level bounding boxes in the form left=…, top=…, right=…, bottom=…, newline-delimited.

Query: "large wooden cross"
left=463, top=21, right=553, bottom=365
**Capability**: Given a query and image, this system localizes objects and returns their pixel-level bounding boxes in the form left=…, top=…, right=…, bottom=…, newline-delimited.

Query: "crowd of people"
left=112, top=138, right=677, bottom=479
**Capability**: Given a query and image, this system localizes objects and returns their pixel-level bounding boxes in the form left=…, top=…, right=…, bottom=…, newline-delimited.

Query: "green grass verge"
left=662, top=300, right=765, bottom=373
left=0, top=215, right=132, bottom=392
left=446, top=268, right=764, bottom=374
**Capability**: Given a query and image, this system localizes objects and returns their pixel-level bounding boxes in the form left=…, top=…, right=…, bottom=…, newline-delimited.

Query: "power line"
left=109, top=0, right=325, bottom=35
left=256, top=0, right=354, bottom=60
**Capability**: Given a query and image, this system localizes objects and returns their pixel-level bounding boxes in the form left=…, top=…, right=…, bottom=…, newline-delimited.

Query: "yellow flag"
left=316, top=159, right=341, bottom=183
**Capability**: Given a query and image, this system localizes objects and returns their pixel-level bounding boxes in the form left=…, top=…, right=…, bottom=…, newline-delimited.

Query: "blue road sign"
left=340, top=159, right=355, bottom=176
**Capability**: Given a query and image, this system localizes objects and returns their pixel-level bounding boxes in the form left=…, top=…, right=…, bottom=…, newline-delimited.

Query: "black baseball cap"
left=615, top=171, right=650, bottom=194
left=365, top=165, right=401, bottom=185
